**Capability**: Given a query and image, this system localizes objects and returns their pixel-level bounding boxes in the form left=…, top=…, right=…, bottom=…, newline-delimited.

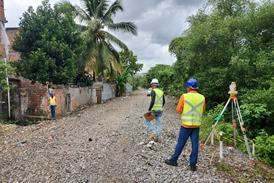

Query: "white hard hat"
left=150, top=78, right=159, bottom=85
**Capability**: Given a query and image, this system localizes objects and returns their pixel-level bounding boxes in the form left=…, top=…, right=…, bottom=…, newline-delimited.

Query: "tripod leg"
left=232, top=101, right=237, bottom=147
left=235, top=100, right=245, bottom=126
left=233, top=99, right=252, bottom=159
left=204, top=98, right=231, bottom=146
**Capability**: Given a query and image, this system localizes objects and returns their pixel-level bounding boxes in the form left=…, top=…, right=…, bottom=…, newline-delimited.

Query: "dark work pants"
left=171, top=126, right=200, bottom=166
left=50, top=105, right=56, bottom=119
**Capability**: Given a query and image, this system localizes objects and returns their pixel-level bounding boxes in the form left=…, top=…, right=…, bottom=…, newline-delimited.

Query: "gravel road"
left=0, top=90, right=268, bottom=183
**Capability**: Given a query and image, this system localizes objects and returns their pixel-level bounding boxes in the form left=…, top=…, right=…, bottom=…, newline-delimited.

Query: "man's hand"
left=200, top=143, right=206, bottom=150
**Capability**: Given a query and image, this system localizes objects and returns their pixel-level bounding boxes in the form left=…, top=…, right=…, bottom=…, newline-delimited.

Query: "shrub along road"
left=0, top=90, right=271, bottom=182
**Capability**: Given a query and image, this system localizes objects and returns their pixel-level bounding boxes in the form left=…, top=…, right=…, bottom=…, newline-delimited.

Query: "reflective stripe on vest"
left=49, top=97, right=56, bottom=106
left=152, top=88, right=164, bottom=111
left=181, top=93, right=205, bottom=127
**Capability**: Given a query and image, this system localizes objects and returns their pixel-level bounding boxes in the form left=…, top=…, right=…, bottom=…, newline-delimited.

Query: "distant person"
left=165, top=78, right=206, bottom=171
left=48, top=87, right=54, bottom=96
left=49, top=93, right=57, bottom=119
left=144, top=78, right=165, bottom=142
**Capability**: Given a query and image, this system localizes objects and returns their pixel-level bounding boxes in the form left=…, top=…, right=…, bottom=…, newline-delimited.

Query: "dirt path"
left=0, top=90, right=269, bottom=182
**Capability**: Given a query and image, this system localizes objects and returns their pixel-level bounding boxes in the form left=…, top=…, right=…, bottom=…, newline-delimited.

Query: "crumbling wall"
left=0, top=77, right=119, bottom=120
left=11, top=77, right=49, bottom=118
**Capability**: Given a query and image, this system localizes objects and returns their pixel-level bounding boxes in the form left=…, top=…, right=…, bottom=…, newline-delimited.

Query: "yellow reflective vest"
left=181, top=92, right=205, bottom=128
left=49, top=96, right=57, bottom=106
left=152, top=88, right=164, bottom=111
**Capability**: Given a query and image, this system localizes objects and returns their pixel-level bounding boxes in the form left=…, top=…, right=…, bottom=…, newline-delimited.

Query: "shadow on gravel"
left=0, top=119, right=40, bottom=126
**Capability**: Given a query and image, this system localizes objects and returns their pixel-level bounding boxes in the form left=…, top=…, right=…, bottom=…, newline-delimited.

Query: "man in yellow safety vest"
left=145, top=78, right=165, bottom=142
left=49, top=93, right=57, bottom=119
left=165, top=78, right=205, bottom=171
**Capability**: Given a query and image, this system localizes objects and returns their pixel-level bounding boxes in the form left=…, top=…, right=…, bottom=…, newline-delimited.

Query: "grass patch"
left=216, top=162, right=248, bottom=182
left=254, top=161, right=274, bottom=182
left=216, top=161, right=274, bottom=182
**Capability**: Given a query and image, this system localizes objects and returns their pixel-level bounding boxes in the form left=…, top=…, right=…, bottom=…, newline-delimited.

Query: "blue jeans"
left=144, top=111, right=162, bottom=135
left=171, top=126, right=200, bottom=166
left=50, top=105, right=56, bottom=119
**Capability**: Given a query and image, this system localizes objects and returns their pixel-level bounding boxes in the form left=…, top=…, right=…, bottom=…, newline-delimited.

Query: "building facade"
left=0, top=0, right=6, bottom=23
left=0, top=0, right=20, bottom=61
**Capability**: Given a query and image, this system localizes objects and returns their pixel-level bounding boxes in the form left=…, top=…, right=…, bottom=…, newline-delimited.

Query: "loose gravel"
left=0, top=90, right=269, bottom=183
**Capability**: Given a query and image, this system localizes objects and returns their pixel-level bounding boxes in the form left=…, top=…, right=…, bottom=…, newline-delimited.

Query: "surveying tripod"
left=203, top=82, right=253, bottom=160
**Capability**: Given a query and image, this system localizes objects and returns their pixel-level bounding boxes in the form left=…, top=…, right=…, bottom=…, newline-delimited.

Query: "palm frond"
left=80, top=0, right=95, bottom=17
left=77, top=24, right=88, bottom=32
left=107, top=22, right=138, bottom=36
left=85, top=56, right=97, bottom=74
left=102, top=31, right=128, bottom=50
left=74, top=5, right=91, bottom=23
left=96, top=41, right=108, bottom=75
left=95, top=0, right=108, bottom=18
left=110, top=57, right=122, bottom=74
left=103, top=0, right=123, bottom=21
left=101, top=41, right=122, bottom=75
left=91, top=0, right=101, bottom=16
left=104, top=41, right=120, bottom=61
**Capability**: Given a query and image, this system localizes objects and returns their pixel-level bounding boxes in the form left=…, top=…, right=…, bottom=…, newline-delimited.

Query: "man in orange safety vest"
left=165, top=78, right=206, bottom=171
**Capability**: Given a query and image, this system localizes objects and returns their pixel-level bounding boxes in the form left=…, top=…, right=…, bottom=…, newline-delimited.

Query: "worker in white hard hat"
left=144, top=78, right=165, bottom=142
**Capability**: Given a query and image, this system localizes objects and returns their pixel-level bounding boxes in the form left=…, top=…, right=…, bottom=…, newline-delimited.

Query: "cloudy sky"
left=5, top=0, right=205, bottom=72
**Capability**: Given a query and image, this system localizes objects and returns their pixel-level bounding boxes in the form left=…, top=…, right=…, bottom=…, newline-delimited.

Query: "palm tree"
left=75, top=0, right=137, bottom=80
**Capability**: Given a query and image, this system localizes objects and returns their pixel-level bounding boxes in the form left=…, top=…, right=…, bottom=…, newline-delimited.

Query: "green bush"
left=240, top=82, right=274, bottom=137
left=200, top=104, right=224, bottom=141
left=0, top=60, right=15, bottom=91
left=255, top=131, right=274, bottom=167
left=128, top=75, right=141, bottom=91
left=141, top=64, right=177, bottom=94
left=13, top=1, right=82, bottom=84
left=216, top=123, right=235, bottom=146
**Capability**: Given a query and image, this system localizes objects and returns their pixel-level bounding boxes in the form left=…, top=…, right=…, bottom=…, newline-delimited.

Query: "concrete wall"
left=0, top=77, right=94, bottom=119
left=0, top=0, right=6, bottom=23
left=0, top=78, right=120, bottom=120
left=126, top=83, right=133, bottom=94
left=48, top=86, right=93, bottom=117
left=102, top=83, right=116, bottom=102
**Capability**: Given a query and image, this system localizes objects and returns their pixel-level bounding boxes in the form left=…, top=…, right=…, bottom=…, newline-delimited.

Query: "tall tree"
left=75, top=0, right=137, bottom=79
left=13, top=0, right=82, bottom=84
left=120, top=50, right=143, bottom=75
left=115, top=50, right=143, bottom=95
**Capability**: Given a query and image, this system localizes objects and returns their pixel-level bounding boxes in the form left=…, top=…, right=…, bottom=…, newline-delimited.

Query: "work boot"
left=148, top=133, right=156, bottom=141
left=153, top=135, right=162, bottom=143
left=190, top=164, right=197, bottom=171
left=164, top=159, right=178, bottom=166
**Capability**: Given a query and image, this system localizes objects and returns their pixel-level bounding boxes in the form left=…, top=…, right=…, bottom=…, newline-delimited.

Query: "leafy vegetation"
left=0, top=60, right=14, bottom=91
left=13, top=0, right=82, bottom=84
left=255, top=131, right=274, bottom=166
left=116, top=50, right=143, bottom=96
